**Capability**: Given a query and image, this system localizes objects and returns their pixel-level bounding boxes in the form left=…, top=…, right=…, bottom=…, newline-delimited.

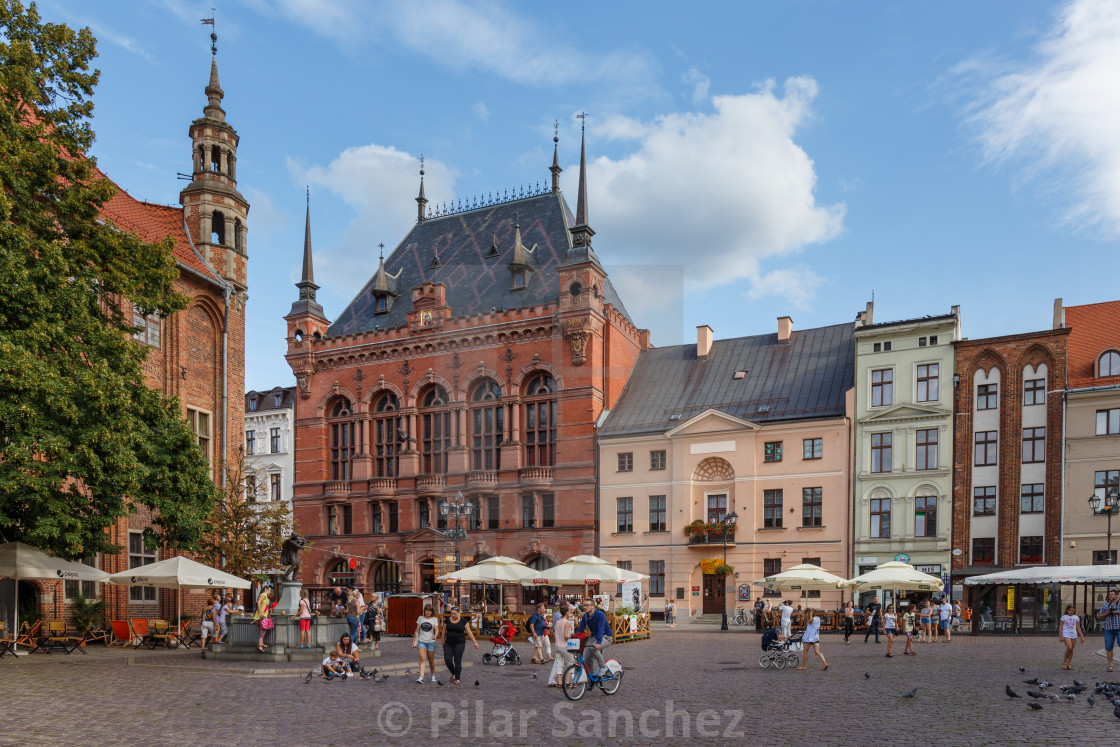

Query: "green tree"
left=197, top=454, right=295, bottom=581
left=0, top=1, right=218, bottom=558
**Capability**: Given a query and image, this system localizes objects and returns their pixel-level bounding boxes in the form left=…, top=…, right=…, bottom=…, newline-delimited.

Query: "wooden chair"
left=16, top=620, right=41, bottom=649
left=0, top=621, right=16, bottom=658
left=147, top=619, right=176, bottom=648
left=178, top=619, right=200, bottom=649
left=33, top=620, right=84, bottom=654
left=80, top=623, right=110, bottom=647
left=109, top=620, right=133, bottom=647
left=129, top=618, right=153, bottom=648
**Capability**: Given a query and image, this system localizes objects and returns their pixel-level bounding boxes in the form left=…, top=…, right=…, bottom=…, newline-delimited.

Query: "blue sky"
left=42, top=0, right=1120, bottom=389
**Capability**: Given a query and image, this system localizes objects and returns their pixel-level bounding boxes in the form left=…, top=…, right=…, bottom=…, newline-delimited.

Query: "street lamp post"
left=441, top=491, right=474, bottom=603
left=1088, top=487, right=1120, bottom=564
left=720, top=511, right=739, bottom=631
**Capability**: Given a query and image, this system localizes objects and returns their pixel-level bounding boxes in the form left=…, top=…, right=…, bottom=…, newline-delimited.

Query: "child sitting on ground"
left=321, top=651, right=346, bottom=679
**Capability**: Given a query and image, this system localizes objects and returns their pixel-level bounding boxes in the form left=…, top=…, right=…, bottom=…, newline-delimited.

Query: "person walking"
left=842, top=601, right=855, bottom=644
left=1059, top=603, right=1085, bottom=670
left=952, top=600, right=962, bottom=632
left=863, top=596, right=882, bottom=643
left=754, top=597, right=765, bottom=632
left=796, top=608, right=828, bottom=671
left=1097, top=588, right=1120, bottom=672
left=296, top=588, right=313, bottom=648
left=778, top=599, right=794, bottom=640
left=939, top=597, right=953, bottom=642
left=549, top=602, right=574, bottom=687
left=440, top=606, right=478, bottom=685
left=412, top=604, right=441, bottom=684
left=883, top=604, right=897, bottom=658
left=199, top=592, right=217, bottom=649
left=919, top=600, right=932, bottom=644
left=365, top=596, right=383, bottom=651
left=253, top=583, right=273, bottom=652
left=345, top=588, right=362, bottom=644
left=664, top=599, right=676, bottom=628
left=213, top=594, right=229, bottom=644
left=528, top=603, right=553, bottom=664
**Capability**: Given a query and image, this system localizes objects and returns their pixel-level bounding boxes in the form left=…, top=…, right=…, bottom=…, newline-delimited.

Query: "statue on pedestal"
left=280, top=532, right=310, bottom=583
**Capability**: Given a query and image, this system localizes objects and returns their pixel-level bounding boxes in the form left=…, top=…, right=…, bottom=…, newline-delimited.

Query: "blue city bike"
left=561, top=637, right=623, bottom=701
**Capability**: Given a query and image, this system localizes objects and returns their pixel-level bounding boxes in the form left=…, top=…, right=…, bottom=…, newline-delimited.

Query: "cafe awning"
left=963, top=565, right=1120, bottom=586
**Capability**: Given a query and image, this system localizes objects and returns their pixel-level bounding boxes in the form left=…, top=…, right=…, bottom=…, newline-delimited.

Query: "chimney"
left=951, top=304, right=960, bottom=318
left=1053, top=298, right=1064, bottom=329
left=777, top=316, right=793, bottom=344
left=865, top=301, right=874, bottom=325
left=697, top=325, right=713, bottom=358
left=638, top=329, right=651, bottom=351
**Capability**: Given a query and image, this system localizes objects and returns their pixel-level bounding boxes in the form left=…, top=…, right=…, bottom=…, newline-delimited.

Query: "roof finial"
left=416, top=153, right=428, bottom=223
left=550, top=118, right=562, bottom=193
left=200, top=13, right=224, bottom=121
left=569, top=112, right=595, bottom=248
left=201, top=10, right=216, bottom=55
left=378, top=242, right=385, bottom=260
left=288, top=187, right=325, bottom=319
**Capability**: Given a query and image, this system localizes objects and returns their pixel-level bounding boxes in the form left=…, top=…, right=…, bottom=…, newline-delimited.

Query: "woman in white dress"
left=548, top=602, right=574, bottom=687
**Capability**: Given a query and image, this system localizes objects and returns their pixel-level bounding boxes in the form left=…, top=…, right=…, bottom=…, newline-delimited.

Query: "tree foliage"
left=0, top=1, right=219, bottom=558
left=197, top=453, right=294, bottom=581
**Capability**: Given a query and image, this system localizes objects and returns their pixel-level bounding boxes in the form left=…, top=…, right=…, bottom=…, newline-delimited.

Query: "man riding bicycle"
left=575, top=599, right=611, bottom=675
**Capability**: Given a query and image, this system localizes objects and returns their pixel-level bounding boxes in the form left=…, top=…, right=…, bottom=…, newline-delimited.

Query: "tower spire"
left=569, top=113, right=595, bottom=248
left=550, top=119, right=562, bottom=193
left=289, top=188, right=324, bottom=318
left=201, top=15, right=224, bottom=121
left=416, top=154, right=428, bottom=223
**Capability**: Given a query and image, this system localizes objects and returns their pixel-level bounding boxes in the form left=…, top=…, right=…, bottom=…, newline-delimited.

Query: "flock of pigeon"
left=1005, top=664, right=1120, bottom=719
left=301, top=665, right=497, bottom=688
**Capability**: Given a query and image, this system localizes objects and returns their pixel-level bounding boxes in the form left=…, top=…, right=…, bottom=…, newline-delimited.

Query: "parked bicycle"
left=731, top=608, right=753, bottom=626
left=561, top=636, right=623, bottom=701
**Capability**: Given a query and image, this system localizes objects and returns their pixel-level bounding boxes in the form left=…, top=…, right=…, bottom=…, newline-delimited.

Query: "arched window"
left=210, top=145, right=221, bottom=172
left=211, top=210, right=225, bottom=246
left=328, top=398, right=355, bottom=481
left=372, top=391, right=400, bottom=478
left=1100, top=350, right=1120, bottom=377
left=420, top=385, right=451, bottom=474
left=523, top=373, right=556, bottom=467
left=372, top=560, right=401, bottom=594
left=522, top=555, right=555, bottom=605
left=328, top=559, right=353, bottom=587
left=470, top=379, right=503, bottom=471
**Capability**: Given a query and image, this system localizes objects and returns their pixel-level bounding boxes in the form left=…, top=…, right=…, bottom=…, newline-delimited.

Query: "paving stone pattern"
left=1, top=632, right=1118, bottom=746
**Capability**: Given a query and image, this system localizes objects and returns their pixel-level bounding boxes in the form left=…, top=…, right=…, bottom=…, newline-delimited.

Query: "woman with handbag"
left=253, top=583, right=274, bottom=652
left=548, top=602, right=574, bottom=687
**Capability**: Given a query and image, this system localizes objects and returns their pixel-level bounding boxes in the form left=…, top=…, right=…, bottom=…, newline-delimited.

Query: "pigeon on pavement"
left=903, top=688, right=918, bottom=699
left=474, top=680, right=480, bottom=687
left=1066, top=694, right=1076, bottom=701
left=1006, top=686, right=1021, bottom=698
left=437, top=679, right=444, bottom=686
left=1114, top=705, right=1120, bottom=720
left=1048, top=694, right=1059, bottom=701
left=1019, top=666, right=1025, bottom=672
left=1028, top=702, right=1042, bottom=711
left=304, top=670, right=314, bottom=684
left=405, top=668, right=411, bottom=676
left=1026, top=691, right=1044, bottom=699
left=1023, top=678, right=1039, bottom=685
left=1073, top=679, right=1085, bottom=687
left=865, top=673, right=871, bottom=679
left=1088, top=695, right=1095, bottom=708
left=531, top=672, right=537, bottom=680
left=1038, top=682, right=1051, bottom=688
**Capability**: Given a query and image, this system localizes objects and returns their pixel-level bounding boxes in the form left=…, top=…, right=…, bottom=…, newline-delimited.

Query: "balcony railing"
left=518, top=466, right=553, bottom=483
left=368, top=478, right=397, bottom=493
left=324, top=481, right=351, bottom=496
left=416, top=474, right=447, bottom=489
left=467, top=471, right=499, bottom=487
left=687, top=532, right=735, bottom=546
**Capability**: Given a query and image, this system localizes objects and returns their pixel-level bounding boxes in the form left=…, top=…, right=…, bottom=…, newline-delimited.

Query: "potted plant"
left=711, top=563, right=734, bottom=577
left=683, top=520, right=708, bottom=539
left=69, top=592, right=107, bottom=643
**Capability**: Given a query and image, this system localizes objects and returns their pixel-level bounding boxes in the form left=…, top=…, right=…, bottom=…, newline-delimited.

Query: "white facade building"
left=245, top=386, right=296, bottom=512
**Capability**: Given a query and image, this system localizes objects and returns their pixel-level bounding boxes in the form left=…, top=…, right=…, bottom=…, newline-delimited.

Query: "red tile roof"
left=1065, top=299, right=1120, bottom=388
left=96, top=169, right=222, bottom=284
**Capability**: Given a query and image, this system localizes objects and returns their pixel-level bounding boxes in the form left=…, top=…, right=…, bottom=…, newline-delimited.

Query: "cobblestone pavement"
left=2, top=631, right=1118, bottom=746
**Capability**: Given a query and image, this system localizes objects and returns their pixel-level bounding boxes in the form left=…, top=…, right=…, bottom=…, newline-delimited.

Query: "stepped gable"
left=601, top=321, right=855, bottom=436
left=328, top=191, right=631, bottom=336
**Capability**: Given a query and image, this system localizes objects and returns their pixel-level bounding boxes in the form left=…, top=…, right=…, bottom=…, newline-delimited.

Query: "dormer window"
left=274, top=392, right=283, bottom=407
left=512, top=270, right=526, bottom=290
left=374, top=294, right=389, bottom=314
left=249, top=395, right=258, bottom=412
left=1100, top=350, right=1120, bottom=377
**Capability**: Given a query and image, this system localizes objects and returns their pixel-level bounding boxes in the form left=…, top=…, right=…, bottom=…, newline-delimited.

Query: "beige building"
left=598, top=319, right=854, bottom=622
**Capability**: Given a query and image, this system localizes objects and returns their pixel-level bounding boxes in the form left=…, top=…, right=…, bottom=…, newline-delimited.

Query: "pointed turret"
left=371, top=243, right=401, bottom=313
left=550, top=121, right=562, bottom=193
left=289, top=191, right=324, bottom=318
left=416, top=156, right=428, bottom=223
left=568, top=121, right=595, bottom=248
left=203, top=56, right=225, bottom=122
left=508, top=215, right=535, bottom=290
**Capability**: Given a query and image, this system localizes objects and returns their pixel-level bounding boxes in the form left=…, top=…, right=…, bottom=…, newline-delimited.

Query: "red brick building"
left=951, top=326, right=1068, bottom=619
left=285, top=132, right=646, bottom=606
left=30, top=54, right=249, bottom=624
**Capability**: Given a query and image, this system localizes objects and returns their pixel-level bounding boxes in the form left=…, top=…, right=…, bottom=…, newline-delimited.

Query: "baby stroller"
left=759, top=627, right=802, bottom=669
left=482, top=620, right=522, bottom=666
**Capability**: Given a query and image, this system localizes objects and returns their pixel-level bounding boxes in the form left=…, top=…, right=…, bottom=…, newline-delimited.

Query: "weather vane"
left=201, top=9, right=217, bottom=55
left=576, top=111, right=587, bottom=133
left=378, top=242, right=385, bottom=260
left=554, top=119, right=559, bottom=143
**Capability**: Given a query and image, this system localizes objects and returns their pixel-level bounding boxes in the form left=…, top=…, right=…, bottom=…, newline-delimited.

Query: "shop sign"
left=738, top=584, right=751, bottom=601
left=691, top=586, right=700, bottom=592
left=894, top=553, right=911, bottom=563
left=857, top=557, right=878, bottom=564
left=915, top=564, right=942, bottom=575
left=1007, top=586, right=1016, bottom=611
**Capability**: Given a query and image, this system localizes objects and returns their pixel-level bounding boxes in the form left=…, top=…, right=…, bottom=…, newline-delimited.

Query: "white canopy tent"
left=107, top=556, right=251, bottom=634
left=962, top=565, right=1120, bottom=586
left=0, top=541, right=109, bottom=651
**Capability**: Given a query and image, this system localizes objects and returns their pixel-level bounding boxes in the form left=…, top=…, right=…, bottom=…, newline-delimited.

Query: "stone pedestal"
left=277, top=581, right=302, bottom=616
left=204, top=615, right=352, bottom=663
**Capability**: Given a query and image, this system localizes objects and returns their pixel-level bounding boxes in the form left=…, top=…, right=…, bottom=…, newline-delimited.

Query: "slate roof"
left=599, top=322, right=855, bottom=437
left=246, top=386, right=296, bottom=413
left=97, top=168, right=223, bottom=285
left=328, top=191, right=631, bottom=336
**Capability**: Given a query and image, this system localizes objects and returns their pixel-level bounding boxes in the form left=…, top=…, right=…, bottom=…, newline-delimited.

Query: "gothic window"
left=373, top=560, right=402, bottom=594
left=523, top=373, right=556, bottom=467
left=211, top=210, right=225, bottom=246
left=373, top=392, right=400, bottom=478
left=328, top=398, right=355, bottom=481
left=420, top=385, right=451, bottom=475
left=470, top=379, right=503, bottom=471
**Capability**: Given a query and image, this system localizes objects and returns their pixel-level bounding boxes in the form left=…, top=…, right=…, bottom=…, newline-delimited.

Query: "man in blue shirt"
left=1097, top=588, right=1120, bottom=672
left=575, top=599, right=611, bottom=675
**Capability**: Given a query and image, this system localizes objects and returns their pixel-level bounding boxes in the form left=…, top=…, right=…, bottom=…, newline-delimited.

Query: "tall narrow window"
left=977, top=383, right=998, bottom=410
left=470, top=380, right=504, bottom=471
left=706, top=494, right=727, bottom=523
left=187, top=408, right=211, bottom=465
left=418, top=500, right=429, bottom=529
left=802, top=487, right=822, bottom=527
left=132, top=305, right=161, bottom=347
left=541, top=493, right=555, bottom=528
left=915, top=495, right=937, bottom=537
left=420, top=385, right=451, bottom=474
left=871, top=369, right=893, bottom=407
left=523, top=373, right=557, bottom=467
left=328, top=399, right=355, bottom=481
left=871, top=432, right=892, bottom=473
left=270, top=474, right=281, bottom=501
left=128, top=532, right=157, bottom=602
left=245, top=474, right=257, bottom=501
left=328, top=505, right=339, bottom=535
left=342, top=505, right=353, bottom=535
left=649, top=560, right=665, bottom=596
left=763, top=489, right=783, bottom=528
left=649, top=495, right=666, bottom=532
left=487, top=495, right=500, bottom=529
left=916, top=428, right=938, bottom=470
left=1020, top=483, right=1044, bottom=513
left=388, top=502, right=399, bottom=533
left=870, top=498, right=891, bottom=539
left=372, top=503, right=382, bottom=534
left=372, top=391, right=400, bottom=478
left=1022, top=427, right=1046, bottom=463
left=972, top=537, right=995, bottom=564
left=616, top=497, right=633, bottom=533
left=1024, top=378, right=1046, bottom=406
left=974, top=431, right=998, bottom=466
left=245, top=430, right=256, bottom=455
left=522, top=494, right=536, bottom=528
left=270, top=427, right=281, bottom=453
left=916, top=363, right=939, bottom=402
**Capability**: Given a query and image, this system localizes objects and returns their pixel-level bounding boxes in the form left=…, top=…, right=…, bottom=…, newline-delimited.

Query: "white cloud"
left=472, top=101, right=490, bottom=122
left=747, top=267, right=827, bottom=311
left=683, top=67, right=710, bottom=106
left=581, top=77, right=844, bottom=296
left=240, top=186, right=286, bottom=243
left=961, top=0, right=1120, bottom=236
left=286, top=146, right=455, bottom=291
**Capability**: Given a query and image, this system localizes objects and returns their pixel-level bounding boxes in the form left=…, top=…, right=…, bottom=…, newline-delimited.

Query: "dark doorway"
left=702, top=574, right=724, bottom=615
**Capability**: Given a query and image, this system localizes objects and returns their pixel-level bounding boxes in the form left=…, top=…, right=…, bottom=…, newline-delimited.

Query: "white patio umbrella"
left=0, top=541, right=109, bottom=651
left=437, top=556, right=538, bottom=620
left=842, top=561, right=945, bottom=594
left=106, top=556, right=251, bottom=634
left=524, top=555, right=648, bottom=605
left=754, top=563, right=848, bottom=593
